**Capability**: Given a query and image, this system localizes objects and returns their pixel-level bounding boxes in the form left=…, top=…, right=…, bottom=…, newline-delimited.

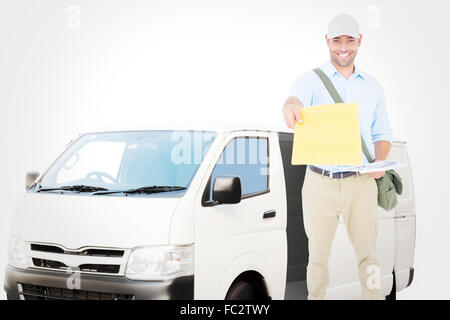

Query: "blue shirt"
left=289, top=59, right=393, bottom=173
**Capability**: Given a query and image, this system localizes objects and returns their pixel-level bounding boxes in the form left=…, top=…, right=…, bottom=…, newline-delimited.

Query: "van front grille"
left=32, top=258, right=69, bottom=270
left=29, top=243, right=128, bottom=275
left=31, top=259, right=120, bottom=274
left=30, top=244, right=64, bottom=254
left=79, top=264, right=120, bottom=274
left=19, top=283, right=134, bottom=300
left=30, top=244, right=124, bottom=257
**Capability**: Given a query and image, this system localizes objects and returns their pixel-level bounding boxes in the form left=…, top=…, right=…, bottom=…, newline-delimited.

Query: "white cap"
left=327, top=13, right=360, bottom=39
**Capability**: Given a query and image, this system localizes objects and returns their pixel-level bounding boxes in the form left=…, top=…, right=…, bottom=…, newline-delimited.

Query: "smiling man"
left=282, top=13, right=393, bottom=300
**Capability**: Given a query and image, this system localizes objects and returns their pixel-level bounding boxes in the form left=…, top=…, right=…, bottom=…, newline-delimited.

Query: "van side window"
left=205, top=136, right=269, bottom=201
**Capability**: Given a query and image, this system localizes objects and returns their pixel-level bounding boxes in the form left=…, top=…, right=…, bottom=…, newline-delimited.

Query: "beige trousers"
left=301, top=168, right=384, bottom=300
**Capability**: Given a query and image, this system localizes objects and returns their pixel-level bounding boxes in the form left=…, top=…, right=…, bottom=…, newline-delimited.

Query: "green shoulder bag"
left=312, top=68, right=403, bottom=211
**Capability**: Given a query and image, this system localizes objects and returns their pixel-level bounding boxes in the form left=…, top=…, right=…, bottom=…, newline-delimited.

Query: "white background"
left=0, top=0, right=449, bottom=299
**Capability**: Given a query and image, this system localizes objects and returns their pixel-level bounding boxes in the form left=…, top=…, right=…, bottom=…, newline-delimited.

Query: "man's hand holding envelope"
left=289, top=102, right=363, bottom=166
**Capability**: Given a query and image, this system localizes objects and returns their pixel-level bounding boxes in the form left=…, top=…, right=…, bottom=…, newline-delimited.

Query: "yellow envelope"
left=291, top=103, right=363, bottom=166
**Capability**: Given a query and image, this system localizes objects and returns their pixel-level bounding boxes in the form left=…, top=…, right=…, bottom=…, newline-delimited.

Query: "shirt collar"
left=321, top=59, right=366, bottom=80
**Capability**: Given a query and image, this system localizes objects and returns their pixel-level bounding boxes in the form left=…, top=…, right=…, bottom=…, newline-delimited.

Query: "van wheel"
left=385, top=271, right=397, bottom=300
left=225, top=280, right=258, bottom=300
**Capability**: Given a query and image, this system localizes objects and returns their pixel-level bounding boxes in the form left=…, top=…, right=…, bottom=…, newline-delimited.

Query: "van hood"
left=11, top=192, right=182, bottom=249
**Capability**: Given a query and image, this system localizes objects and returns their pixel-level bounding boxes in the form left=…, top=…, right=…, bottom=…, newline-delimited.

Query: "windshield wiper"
left=93, top=185, right=186, bottom=195
left=37, top=185, right=109, bottom=193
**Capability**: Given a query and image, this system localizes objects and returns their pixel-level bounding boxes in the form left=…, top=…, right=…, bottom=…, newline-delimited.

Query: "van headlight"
left=125, top=245, right=194, bottom=281
left=8, top=236, right=29, bottom=269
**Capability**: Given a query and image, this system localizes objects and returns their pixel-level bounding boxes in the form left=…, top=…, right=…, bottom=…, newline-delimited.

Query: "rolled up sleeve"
left=289, top=73, right=313, bottom=107
left=371, top=83, right=393, bottom=144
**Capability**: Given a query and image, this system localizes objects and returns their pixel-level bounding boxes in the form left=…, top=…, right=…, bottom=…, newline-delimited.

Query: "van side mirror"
left=212, top=176, right=242, bottom=205
left=25, top=171, right=39, bottom=190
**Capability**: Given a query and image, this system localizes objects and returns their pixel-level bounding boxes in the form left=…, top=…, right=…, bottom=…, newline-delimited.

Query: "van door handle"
left=263, top=210, right=276, bottom=219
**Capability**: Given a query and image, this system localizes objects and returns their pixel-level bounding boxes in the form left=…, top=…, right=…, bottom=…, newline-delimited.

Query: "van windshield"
left=37, top=130, right=217, bottom=195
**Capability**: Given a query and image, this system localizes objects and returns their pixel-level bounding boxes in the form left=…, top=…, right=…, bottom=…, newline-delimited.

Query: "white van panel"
left=387, top=143, right=416, bottom=291
left=194, top=131, right=287, bottom=299
left=394, top=217, right=415, bottom=289
left=12, top=192, right=179, bottom=249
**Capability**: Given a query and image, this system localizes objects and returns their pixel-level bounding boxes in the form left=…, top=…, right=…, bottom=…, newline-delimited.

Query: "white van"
left=4, top=122, right=415, bottom=300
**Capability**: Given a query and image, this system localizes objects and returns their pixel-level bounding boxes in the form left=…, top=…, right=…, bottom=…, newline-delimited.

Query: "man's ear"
left=325, top=35, right=330, bottom=46
left=358, top=34, right=362, bottom=47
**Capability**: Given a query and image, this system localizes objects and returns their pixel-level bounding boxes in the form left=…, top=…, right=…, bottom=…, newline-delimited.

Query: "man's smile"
left=337, top=52, right=350, bottom=58
left=332, top=50, right=355, bottom=67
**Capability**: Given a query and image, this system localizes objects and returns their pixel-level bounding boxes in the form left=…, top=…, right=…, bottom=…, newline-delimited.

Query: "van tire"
left=385, top=271, right=396, bottom=300
left=225, top=280, right=258, bottom=300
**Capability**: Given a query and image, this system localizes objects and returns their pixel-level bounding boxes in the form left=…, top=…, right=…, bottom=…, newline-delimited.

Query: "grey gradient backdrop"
left=0, top=0, right=449, bottom=299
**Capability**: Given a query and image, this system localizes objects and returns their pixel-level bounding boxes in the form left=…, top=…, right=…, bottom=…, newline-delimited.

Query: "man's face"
left=326, top=35, right=362, bottom=67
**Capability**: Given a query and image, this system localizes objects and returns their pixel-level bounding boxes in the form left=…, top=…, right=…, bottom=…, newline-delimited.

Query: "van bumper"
left=4, top=265, right=194, bottom=300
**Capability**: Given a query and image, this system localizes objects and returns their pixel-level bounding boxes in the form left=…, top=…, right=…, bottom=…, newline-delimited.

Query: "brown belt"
left=308, top=165, right=358, bottom=179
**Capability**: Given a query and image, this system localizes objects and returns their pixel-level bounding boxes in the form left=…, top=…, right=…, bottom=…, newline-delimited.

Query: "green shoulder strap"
left=312, top=68, right=374, bottom=163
